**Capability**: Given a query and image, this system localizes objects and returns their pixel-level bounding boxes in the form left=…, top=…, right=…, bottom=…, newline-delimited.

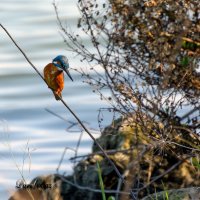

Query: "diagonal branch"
left=137, top=155, right=192, bottom=194
left=0, top=23, right=125, bottom=184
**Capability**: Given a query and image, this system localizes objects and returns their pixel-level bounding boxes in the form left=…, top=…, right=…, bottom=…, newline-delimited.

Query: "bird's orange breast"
left=43, top=63, right=64, bottom=93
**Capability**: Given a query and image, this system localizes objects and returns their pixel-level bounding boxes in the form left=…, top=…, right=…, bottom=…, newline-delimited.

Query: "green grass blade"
left=97, top=161, right=106, bottom=200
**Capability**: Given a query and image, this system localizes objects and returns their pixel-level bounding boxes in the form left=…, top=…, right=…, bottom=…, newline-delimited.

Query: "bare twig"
left=73, top=131, right=84, bottom=183
left=56, top=147, right=75, bottom=174
left=180, top=106, right=200, bottom=121
left=59, top=97, right=125, bottom=182
left=69, top=147, right=136, bottom=161
left=137, top=155, right=192, bottom=194
left=45, top=108, right=89, bottom=128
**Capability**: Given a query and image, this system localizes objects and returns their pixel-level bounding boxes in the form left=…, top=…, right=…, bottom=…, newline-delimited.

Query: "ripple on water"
left=0, top=0, right=111, bottom=199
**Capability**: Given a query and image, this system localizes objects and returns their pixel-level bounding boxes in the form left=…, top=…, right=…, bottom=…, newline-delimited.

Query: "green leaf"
left=97, top=161, right=106, bottom=200
left=180, top=56, right=190, bottom=67
left=182, top=41, right=198, bottom=51
left=107, top=196, right=115, bottom=200
left=191, top=157, right=200, bottom=170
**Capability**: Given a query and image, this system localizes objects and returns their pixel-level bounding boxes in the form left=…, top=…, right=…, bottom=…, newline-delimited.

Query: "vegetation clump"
left=55, top=0, right=200, bottom=198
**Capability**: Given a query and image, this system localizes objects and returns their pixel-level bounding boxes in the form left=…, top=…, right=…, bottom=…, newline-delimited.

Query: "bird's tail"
left=53, top=91, right=62, bottom=101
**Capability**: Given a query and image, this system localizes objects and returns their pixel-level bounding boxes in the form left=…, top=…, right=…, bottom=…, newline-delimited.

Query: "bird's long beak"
left=63, top=68, right=73, bottom=81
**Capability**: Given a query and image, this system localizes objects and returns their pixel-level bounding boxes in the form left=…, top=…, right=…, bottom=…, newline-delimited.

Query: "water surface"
left=0, top=1, right=111, bottom=198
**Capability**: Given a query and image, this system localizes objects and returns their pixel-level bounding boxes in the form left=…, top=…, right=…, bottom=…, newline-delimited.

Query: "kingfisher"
left=44, top=55, right=73, bottom=100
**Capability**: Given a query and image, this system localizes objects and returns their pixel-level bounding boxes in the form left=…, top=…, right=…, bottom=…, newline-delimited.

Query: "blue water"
left=0, top=1, right=112, bottom=199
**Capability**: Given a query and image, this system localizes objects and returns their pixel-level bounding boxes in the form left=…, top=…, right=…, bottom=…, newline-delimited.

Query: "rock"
left=9, top=174, right=63, bottom=200
left=142, top=187, right=200, bottom=200
left=9, top=116, right=200, bottom=199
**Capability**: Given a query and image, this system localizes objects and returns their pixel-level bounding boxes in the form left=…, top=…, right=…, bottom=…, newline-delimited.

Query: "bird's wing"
left=55, top=71, right=64, bottom=92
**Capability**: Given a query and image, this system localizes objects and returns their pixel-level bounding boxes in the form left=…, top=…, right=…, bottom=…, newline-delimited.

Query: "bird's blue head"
left=53, top=55, right=73, bottom=81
